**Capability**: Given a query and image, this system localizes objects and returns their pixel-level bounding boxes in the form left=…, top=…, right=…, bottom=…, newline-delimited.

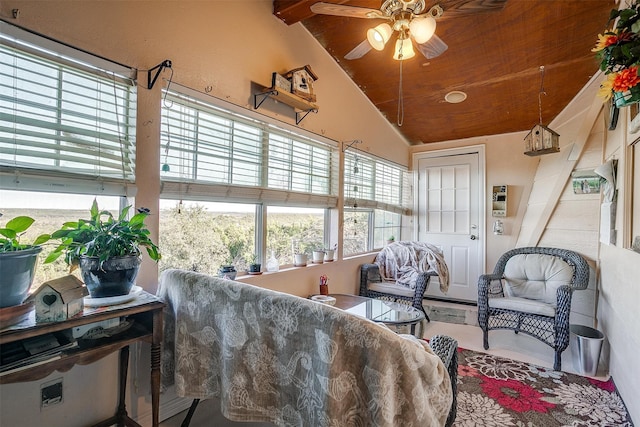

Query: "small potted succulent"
left=45, top=200, right=161, bottom=298
left=0, top=215, right=50, bottom=307
left=247, top=254, right=261, bottom=274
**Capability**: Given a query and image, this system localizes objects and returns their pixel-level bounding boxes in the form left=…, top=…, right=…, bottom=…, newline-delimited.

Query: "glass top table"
left=328, top=294, right=425, bottom=333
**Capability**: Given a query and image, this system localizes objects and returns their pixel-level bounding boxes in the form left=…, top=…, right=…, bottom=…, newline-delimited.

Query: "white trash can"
left=570, top=324, right=604, bottom=376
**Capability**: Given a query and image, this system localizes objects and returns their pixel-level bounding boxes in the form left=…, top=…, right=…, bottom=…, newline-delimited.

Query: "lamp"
left=393, top=34, right=415, bottom=60
left=409, top=15, right=436, bottom=44
left=367, top=23, right=393, bottom=51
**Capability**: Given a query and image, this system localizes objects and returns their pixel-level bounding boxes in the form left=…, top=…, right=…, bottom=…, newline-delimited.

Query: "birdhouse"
left=284, top=65, right=318, bottom=102
left=524, top=124, right=560, bottom=156
left=27, top=275, right=88, bottom=323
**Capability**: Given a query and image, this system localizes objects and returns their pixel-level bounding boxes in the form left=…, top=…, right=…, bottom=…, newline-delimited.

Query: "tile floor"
left=160, top=309, right=608, bottom=427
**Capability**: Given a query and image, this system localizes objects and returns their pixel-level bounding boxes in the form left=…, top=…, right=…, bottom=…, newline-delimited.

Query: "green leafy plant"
left=45, top=199, right=161, bottom=270
left=0, top=215, right=50, bottom=252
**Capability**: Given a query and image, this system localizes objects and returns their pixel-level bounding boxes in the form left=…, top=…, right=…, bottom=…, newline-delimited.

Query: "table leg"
left=91, top=345, right=142, bottom=427
left=151, top=309, right=163, bottom=427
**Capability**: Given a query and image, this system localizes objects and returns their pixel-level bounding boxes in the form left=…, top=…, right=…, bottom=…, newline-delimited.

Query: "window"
left=1, top=34, right=136, bottom=194
left=267, top=206, right=325, bottom=266
left=158, top=200, right=256, bottom=275
left=343, top=152, right=408, bottom=255
left=0, top=24, right=138, bottom=289
left=0, top=190, right=123, bottom=288
left=268, top=132, right=332, bottom=195
left=160, top=91, right=336, bottom=266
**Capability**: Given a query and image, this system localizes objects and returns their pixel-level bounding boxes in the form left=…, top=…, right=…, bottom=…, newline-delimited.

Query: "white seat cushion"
left=502, top=254, right=574, bottom=305
left=367, top=281, right=415, bottom=298
left=489, top=296, right=556, bottom=317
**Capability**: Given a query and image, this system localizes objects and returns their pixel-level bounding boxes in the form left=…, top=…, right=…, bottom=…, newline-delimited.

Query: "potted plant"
left=593, top=2, right=640, bottom=106
left=387, top=235, right=396, bottom=245
left=0, top=215, right=50, bottom=307
left=218, top=240, right=244, bottom=280
left=45, top=200, right=160, bottom=298
left=247, top=254, right=261, bottom=274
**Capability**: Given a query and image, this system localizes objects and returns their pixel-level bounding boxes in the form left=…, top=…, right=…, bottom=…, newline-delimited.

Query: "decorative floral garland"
left=593, top=2, right=640, bottom=106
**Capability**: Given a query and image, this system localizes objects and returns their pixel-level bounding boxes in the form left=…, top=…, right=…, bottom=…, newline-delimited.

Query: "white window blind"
left=0, top=41, right=137, bottom=192
left=160, top=92, right=338, bottom=207
left=344, top=152, right=410, bottom=214
left=268, top=131, right=331, bottom=194
left=161, top=93, right=262, bottom=186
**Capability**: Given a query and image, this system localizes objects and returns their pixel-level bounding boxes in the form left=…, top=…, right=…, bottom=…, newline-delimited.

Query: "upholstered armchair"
left=477, top=247, right=589, bottom=370
left=359, top=241, right=449, bottom=322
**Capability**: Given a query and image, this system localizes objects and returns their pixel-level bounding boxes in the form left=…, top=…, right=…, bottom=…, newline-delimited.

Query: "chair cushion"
left=489, top=296, right=557, bottom=317
left=502, top=254, right=574, bottom=306
left=367, top=281, right=415, bottom=298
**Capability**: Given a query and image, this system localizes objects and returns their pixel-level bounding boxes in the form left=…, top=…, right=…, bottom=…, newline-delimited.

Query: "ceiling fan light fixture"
left=393, top=37, right=415, bottom=60
left=367, top=23, right=393, bottom=51
left=409, top=16, right=436, bottom=44
left=444, top=91, right=467, bottom=103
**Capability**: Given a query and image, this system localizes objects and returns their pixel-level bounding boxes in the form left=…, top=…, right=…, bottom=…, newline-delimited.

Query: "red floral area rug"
left=454, top=347, right=634, bottom=426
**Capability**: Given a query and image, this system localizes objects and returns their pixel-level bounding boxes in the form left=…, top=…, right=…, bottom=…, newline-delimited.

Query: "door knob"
left=470, top=235, right=477, bottom=240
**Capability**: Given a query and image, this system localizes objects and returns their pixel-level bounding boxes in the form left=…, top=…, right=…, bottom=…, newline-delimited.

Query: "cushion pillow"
left=502, top=253, right=574, bottom=306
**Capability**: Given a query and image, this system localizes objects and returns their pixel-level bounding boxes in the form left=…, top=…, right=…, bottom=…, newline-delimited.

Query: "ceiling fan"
left=310, top=0, right=507, bottom=61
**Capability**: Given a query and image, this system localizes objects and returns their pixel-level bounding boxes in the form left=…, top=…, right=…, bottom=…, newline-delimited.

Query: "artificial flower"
left=592, top=31, right=632, bottom=52
left=598, top=73, right=616, bottom=100
left=612, top=66, right=640, bottom=92
left=594, top=2, right=640, bottom=105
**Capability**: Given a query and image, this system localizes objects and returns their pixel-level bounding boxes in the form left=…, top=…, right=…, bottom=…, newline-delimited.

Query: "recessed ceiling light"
left=444, top=91, right=467, bottom=104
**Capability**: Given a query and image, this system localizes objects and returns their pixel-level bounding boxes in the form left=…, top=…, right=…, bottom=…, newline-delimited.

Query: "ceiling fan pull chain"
left=397, top=54, right=404, bottom=126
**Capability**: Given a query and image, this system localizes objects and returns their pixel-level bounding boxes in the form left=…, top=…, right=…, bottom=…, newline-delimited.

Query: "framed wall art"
left=572, top=170, right=601, bottom=194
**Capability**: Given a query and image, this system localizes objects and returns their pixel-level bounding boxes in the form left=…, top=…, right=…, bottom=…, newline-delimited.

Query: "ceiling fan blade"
left=344, top=39, right=373, bottom=60
left=415, top=34, right=449, bottom=59
left=310, top=2, right=385, bottom=19
left=433, top=0, right=507, bottom=18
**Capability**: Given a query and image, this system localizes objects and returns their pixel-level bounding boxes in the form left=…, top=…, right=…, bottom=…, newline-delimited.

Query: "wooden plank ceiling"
left=273, top=0, right=615, bottom=145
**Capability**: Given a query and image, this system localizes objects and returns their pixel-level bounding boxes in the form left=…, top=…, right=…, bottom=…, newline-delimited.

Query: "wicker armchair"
left=478, top=247, right=589, bottom=370
left=429, top=334, right=458, bottom=427
left=359, top=263, right=437, bottom=321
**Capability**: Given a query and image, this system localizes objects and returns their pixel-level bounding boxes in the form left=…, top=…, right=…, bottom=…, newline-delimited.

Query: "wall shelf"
left=254, top=87, right=318, bottom=125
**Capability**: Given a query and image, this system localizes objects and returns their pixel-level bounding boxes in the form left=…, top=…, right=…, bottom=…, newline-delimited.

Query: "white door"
left=415, top=149, right=484, bottom=303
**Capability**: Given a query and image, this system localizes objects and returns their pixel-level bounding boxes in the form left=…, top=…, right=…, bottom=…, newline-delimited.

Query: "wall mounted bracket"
left=147, top=60, right=172, bottom=90
left=342, top=140, right=362, bottom=152
left=254, top=88, right=318, bottom=125
left=295, top=109, right=317, bottom=125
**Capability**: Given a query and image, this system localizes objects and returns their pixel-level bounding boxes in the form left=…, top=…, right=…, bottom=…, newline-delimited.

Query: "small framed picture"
left=572, top=170, right=601, bottom=194
left=272, top=72, right=291, bottom=93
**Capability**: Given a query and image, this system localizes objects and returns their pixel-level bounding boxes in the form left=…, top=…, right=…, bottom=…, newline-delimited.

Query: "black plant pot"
left=80, top=255, right=140, bottom=298
left=248, top=263, right=261, bottom=273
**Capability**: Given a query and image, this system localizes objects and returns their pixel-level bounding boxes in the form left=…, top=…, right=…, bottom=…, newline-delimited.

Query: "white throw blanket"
left=376, top=241, right=450, bottom=293
left=158, top=269, right=452, bottom=427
